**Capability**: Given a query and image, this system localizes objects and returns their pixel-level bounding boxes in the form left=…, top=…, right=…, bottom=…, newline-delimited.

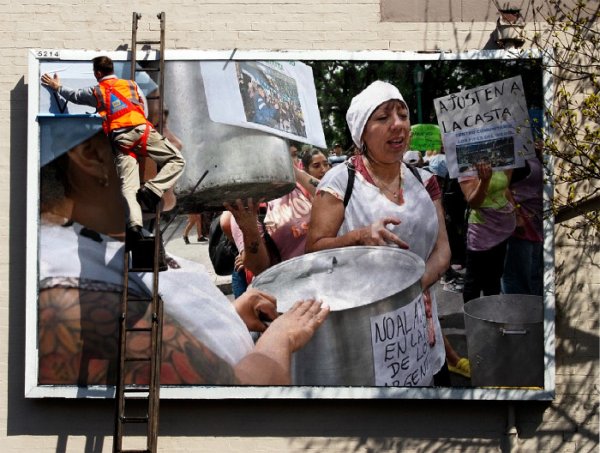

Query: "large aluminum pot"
left=252, top=246, right=426, bottom=386
left=164, top=61, right=296, bottom=211
left=464, top=294, right=544, bottom=388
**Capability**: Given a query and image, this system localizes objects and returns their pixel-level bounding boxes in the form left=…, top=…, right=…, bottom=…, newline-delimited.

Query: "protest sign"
left=434, top=76, right=535, bottom=178
left=201, top=60, right=326, bottom=148
left=409, top=124, right=442, bottom=152
left=371, top=294, right=433, bottom=387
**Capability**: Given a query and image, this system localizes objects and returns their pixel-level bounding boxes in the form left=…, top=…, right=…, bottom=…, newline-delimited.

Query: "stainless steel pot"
left=252, top=246, right=426, bottom=386
left=463, top=294, right=544, bottom=387
left=164, top=61, right=296, bottom=211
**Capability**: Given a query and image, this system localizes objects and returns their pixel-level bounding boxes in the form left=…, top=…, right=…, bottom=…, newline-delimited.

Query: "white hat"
left=403, top=150, right=422, bottom=165
left=346, top=80, right=408, bottom=149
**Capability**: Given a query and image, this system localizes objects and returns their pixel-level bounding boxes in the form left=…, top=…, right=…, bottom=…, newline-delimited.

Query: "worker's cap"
left=39, top=61, right=158, bottom=167
left=346, top=80, right=408, bottom=149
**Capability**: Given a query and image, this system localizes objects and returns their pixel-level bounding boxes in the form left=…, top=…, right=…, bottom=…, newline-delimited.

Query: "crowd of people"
left=237, top=65, right=307, bottom=137
left=38, top=57, right=543, bottom=389
left=397, top=140, right=543, bottom=302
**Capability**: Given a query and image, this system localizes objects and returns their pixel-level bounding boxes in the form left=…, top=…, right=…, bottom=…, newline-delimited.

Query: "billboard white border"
left=26, top=48, right=555, bottom=400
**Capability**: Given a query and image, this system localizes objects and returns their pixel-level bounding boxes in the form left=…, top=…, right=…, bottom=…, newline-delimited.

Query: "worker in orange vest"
left=41, top=55, right=185, bottom=258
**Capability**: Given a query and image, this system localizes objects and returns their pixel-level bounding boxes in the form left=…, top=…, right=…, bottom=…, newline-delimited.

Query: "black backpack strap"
left=343, top=162, right=421, bottom=208
left=343, top=161, right=356, bottom=208
left=405, top=163, right=423, bottom=185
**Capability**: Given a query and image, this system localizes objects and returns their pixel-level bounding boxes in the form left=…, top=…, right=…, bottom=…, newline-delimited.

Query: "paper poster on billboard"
left=201, top=60, right=326, bottom=148
left=371, top=294, right=433, bottom=387
left=434, top=76, right=535, bottom=178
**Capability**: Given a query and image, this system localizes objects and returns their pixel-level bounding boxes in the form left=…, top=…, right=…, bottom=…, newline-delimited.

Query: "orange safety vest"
left=93, top=78, right=151, bottom=159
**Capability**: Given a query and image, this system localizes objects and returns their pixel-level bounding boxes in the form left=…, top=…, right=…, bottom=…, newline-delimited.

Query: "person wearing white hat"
left=403, top=150, right=424, bottom=167
left=307, top=80, right=470, bottom=384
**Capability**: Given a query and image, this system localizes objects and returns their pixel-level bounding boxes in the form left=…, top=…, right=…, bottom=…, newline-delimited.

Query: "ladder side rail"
left=130, top=13, right=140, bottom=83
left=147, top=207, right=162, bottom=452
left=113, top=253, right=131, bottom=453
left=157, top=12, right=166, bottom=135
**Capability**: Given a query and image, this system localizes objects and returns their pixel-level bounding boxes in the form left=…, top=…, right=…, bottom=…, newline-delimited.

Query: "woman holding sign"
left=306, top=80, right=468, bottom=385
left=459, top=161, right=516, bottom=303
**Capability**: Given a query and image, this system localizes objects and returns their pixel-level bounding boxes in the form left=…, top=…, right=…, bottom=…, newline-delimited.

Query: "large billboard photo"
left=26, top=49, right=555, bottom=400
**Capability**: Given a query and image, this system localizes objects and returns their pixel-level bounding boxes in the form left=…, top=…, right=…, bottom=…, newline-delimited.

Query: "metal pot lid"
left=251, top=246, right=425, bottom=312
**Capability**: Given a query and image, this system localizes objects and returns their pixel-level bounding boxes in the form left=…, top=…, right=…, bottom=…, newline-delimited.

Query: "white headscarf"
left=345, top=80, right=408, bottom=149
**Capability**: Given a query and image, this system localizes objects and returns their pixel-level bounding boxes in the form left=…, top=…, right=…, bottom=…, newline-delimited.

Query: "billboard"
left=26, top=49, right=555, bottom=400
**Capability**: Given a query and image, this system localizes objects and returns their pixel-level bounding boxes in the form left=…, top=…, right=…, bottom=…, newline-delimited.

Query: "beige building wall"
left=1, top=0, right=597, bottom=452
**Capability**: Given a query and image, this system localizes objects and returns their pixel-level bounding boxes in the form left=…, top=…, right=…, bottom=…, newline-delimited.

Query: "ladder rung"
left=123, top=386, right=150, bottom=393
left=125, top=327, right=153, bottom=333
left=135, top=40, right=161, bottom=45
left=125, top=357, right=151, bottom=362
left=126, top=296, right=152, bottom=303
left=120, top=416, right=149, bottom=424
left=135, top=67, right=160, bottom=72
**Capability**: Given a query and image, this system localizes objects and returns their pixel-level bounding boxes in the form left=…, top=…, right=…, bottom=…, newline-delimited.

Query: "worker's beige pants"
left=112, top=125, right=185, bottom=228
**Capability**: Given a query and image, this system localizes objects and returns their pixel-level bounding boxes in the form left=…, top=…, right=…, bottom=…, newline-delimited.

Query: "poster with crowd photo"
left=26, top=49, right=554, bottom=401
left=434, top=76, right=536, bottom=178
left=200, top=60, right=326, bottom=148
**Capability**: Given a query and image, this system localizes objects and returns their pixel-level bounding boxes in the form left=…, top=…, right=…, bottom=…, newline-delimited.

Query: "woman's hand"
left=234, top=288, right=279, bottom=332
left=224, top=198, right=272, bottom=275
left=265, top=299, right=330, bottom=352
left=223, top=198, right=263, bottom=232
left=236, top=299, right=330, bottom=385
left=357, top=216, right=409, bottom=249
left=422, top=288, right=436, bottom=347
left=475, top=161, right=492, bottom=183
left=460, top=161, right=493, bottom=208
left=234, top=253, right=245, bottom=272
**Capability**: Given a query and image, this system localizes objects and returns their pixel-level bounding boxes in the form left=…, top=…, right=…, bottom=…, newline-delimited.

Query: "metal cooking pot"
left=463, top=294, right=544, bottom=388
left=252, top=246, right=427, bottom=386
left=164, top=61, right=296, bottom=211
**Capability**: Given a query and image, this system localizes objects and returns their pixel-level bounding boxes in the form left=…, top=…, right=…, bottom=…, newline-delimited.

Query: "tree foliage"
left=529, top=0, right=600, bottom=232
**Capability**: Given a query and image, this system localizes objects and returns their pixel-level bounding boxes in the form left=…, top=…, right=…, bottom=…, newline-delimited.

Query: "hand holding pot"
left=234, top=288, right=278, bottom=332
left=224, top=198, right=263, bottom=233
left=266, top=299, right=330, bottom=352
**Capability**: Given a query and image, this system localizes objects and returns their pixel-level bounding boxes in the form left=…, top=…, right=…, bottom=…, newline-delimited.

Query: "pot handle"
left=500, top=328, right=528, bottom=336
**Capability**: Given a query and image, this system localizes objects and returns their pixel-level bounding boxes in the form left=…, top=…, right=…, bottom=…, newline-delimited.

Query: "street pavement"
left=161, top=213, right=471, bottom=387
left=162, top=214, right=232, bottom=294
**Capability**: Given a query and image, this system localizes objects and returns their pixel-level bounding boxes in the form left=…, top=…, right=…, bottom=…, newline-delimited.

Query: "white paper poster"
left=434, top=76, right=535, bottom=178
left=370, top=294, right=433, bottom=387
left=201, top=60, right=326, bottom=148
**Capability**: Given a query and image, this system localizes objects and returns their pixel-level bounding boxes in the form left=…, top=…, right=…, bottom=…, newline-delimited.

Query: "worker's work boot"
left=137, top=186, right=161, bottom=213
left=129, top=232, right=168, bottom=272
left=125, top=225, right=145, bottom=252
